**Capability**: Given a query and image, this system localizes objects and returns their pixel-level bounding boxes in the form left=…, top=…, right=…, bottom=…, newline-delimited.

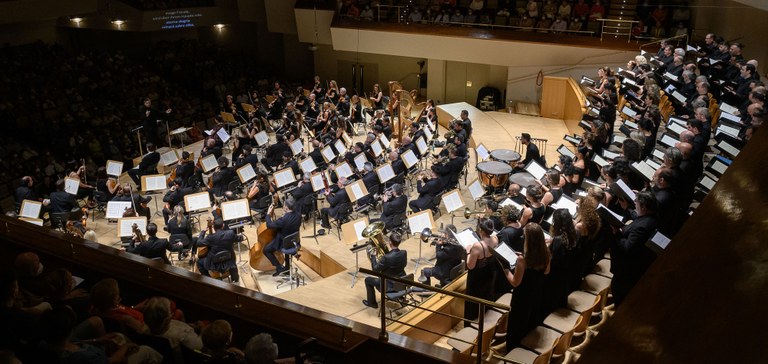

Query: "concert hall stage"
left=89, top=104, right=573, bottom=345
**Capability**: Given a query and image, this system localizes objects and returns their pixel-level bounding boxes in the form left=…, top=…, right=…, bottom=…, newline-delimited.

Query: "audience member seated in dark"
left=0, top=268, right=52, bottom=358
left=13, top=252, right=51, bottom=307
left=201, top=319, right=245, bottom=363
left=41, top=305, right=162, bottom=364
left=142, top=297, right=203, bottom=360
left=89, top=278, right=184, bottom=335
left=44, top=268, right=90, bottom=319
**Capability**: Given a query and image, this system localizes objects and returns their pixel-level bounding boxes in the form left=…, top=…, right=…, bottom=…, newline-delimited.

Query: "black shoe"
left=272, top=266, right=287, bottom=277
left=320, top=223, right=331, bottom=229
left=362, top=299, right=378, bottom=309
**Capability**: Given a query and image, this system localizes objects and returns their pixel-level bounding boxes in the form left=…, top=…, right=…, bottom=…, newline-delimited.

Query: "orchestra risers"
left=437, top=102, right=507, bottom=149
left=296, top=244, right=347, bottom=278
left=387, top=274, right=468, bottom=344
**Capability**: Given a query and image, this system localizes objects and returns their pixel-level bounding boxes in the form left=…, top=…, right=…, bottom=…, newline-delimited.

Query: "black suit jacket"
left=50, top=191, right=77, bottom=214
left=199, top=229, right=239, bottom=259
left=434, top=243, right=464, bottom=284
left=128, top=237, right=170, bottom=264
left=235, top=154, right=260, bottom=170
left=15, top=186, right=36, bottom=211
left=417, top=178, right=443, bottom=198
left=382, top=195, right=407, bottom=217
left=163, top=187, right=192, bottom=209
left=139, top=152, right=161, bottom=173
left=434, top=157, right=464, bottom=188
left=266, top=210, right=302, bottom=245
left=611, top=214, right=658, bottom=301
left=291, top=183, right=314, bottom=208
left=371, top=248, right=407, bottom=278
left=522, top=143, right=542, bottom=166
left=211, top=168, right=236, bottom=197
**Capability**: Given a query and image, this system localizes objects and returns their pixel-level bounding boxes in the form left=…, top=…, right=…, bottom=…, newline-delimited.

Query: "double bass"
left=249, top=191, right=284, bottom=271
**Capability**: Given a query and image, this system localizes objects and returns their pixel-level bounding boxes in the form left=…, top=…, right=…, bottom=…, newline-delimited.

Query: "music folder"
left=254, top=131, right=269, bottom=146
left=141, top=174, right=167, bottom=192
left=556, top=144, right=575, bottom=159
left=646, top=231, right=671, bottom=254
left=552, top=195, right=577, bottom=217
left=630, top=161, right=656, bottom=182
left=200, top=154, right=218, bottom=173
left=697, top=175, right=717, bottom=192
left=602, top=149, right=620, bottom=161
left=299, top=157, right=318, bottom=173
left=401, top=149, right=419, bottom=169
left=321, top=145, right=336, bottom=163
left=64, top=177, right=80, bottom=196
left=719, top=102, right=738, bottom=115
left=334, top=161, right=354, bottom=179
left=118, top=217, right=146, bottom=238
left=415, top=136, right=428, bottom=156
left=658, top=133, right=679, bottom=148
left=591, top=153, right=609, bottom=168
left=563, top=134, right=582, bottom=146
left=524, top=160, right=547, bottom=181
left=706, top=156, right=730, bottom=177
left=236, top=164, right=257, bottom=184
left=596, top=203, right=625, bottom=227
left=375, top=163, right=395, bottom=184
left=476, top=143, right=490, bottom=161
left=160, top=150, right=179, bottom=166
left=216, top=127, right=231, bottom=144
left=310, top=173, right=326, bottom=192
left=289, top=139, right=304, bottom=156
left=19, top=200, right=42, bottom=219
left=468, top=179, right=485, bottom=201
left=274, top=167, right=297, bottom=188
left=612, top=179, right=636, bottom=202
left=184, top=192, right=212, bottom=212
left=490, top=243, right=519, bottom=270
left=407, top=210, right=435, bottom=236
left=106, top=201, right=133, bottom=219
left=450, top=228, right=481, bottom=251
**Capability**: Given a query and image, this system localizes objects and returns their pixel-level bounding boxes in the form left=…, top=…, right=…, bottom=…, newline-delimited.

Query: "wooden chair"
left=519, top=316, right=583, bottom=363
left=543, top=291, right=601, bottom=350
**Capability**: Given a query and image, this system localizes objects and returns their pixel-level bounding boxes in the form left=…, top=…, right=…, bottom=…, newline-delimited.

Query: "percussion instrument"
left=509, top=171, right=539, bottom=187
left=477, top=161, right=512, bottom=188
left=490, top=149, right=521, bottom=168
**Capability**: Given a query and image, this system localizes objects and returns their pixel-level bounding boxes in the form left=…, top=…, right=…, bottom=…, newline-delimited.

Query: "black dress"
left=464, top=242, right=496, bottom=327
left=541, top=236, right=579, bottom=320
left=506, top=266, right=547, bottom=352
left=530, top=204, right=546, bottom=225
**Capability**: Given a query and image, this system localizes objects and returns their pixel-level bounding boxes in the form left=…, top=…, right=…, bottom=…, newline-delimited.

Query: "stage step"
left=514, top=101, right=541, bottom=117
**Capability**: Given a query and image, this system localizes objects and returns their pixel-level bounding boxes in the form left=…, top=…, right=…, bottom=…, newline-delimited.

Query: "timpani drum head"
left=490, top=149, right=521, bottom=163
left=477, top=161, right=512, bottom=188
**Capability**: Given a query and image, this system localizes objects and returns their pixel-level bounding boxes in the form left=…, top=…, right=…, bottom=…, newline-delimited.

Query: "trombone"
left=463, top=207, right=501, bottom=220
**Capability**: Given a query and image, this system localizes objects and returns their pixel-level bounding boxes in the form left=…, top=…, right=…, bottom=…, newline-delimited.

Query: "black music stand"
left=301, top=194, right=323, bottom=244
left=348, top=242, right=368, bottom=288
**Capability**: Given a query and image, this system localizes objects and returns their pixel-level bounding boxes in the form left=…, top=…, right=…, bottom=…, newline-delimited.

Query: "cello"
left=249, top=189, right=284, bottom=271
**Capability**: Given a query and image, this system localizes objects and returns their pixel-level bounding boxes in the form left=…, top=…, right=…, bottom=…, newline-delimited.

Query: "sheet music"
left=718, top=124, right=740, bottom=138
left=379, top=133, right=390, bottom=148
left=401, top=150, right=418, bottom=168
left=441, top=190, right=464, bottom=213
left=334, top=139, right=347, bottom=155
left=613, top=135, right=627, bottom=144
left=19, top=218, right=43, bottom=226
left=255, top=131, right=269, bottom=146
left=237, top=164, right=256, bottom=183
left=659, top=134, right=679, bottom=148
left=321, top=145, right=336, bottom=162
left=353, top=153, right=367, bottom=171
left=300, top=157, right=317, bottom=173
left=581, top=178, right=600, bottom=190
left=349, top=182, right=367, bottom=201
left=201, top=154, right=218, bottom=172
left=64, top=177, right=79, bottom=196
left=663, top=72, right=678, bottom=82
left=476, top=144, right=490, bottom=161
left=160, top=150, right=178, bottom=166
left=451, top=228, right=480, bottom=250
left=710, top=159, right=728, bottom=174
left=552, top=195, right=577, bottom=216
left=310, top=173, right=325, bottom=192
left=592, top=153, right=609, bottom=168
left=699, top=176, right=716, bottom=190
left=671, top=90, right=686, bottom=104
left=667, top=122, right=686, bottom=135
left=216, top=128, right=230, bottom=144
left=653, top=148, right=665, bottom=160
left=106, top=201, right=133, bottom=219
left=624, top=120, right=638, bottom=129
left=274, top=168, right=296, bottom=188
left=370, top=139, right=383, bottom=157
left=717, top=140, right=740, bottom=157
left=221, top=199, right=250, bottom=221
left=408, top=210, right=434, bottom=235
left=616, top=179, right=636, bottom=201
left=524, top=161, right=547, bottom=180
left=423, top=128, right=435, bottom=140
left=646, top=159, right=662, bottom=170
left=622, top=106, right=637, bottom=118
left=564, top=134, right=581, bottom=144
left=335, top=162, right=353, bottom=178
left=415, top=137, right=428, bottom=155
left=376, top=163, right=395, bottom=184
left=597, top=203, right=624, bottom=226
left=719, top=102, right=738, bottom=115
left=19, top=200, right=42, bottom=219
left=499, top=198, right=522, bottom=209
left=353, top=220, right=367, bottom=241
left=631, top=161, right=655, bottom=181
left=184, top=192, right=211, bottom=212
left=118, top=217, right=146, bottom=238
left=494, top=243, right=520, bottom=268
left=468, top=179, right=485, bottom=200
left=142, top=175, right=166, bottom=192
left=649, top=231, right=671, bottom=250
left=290, top=139, right=304, bottom=156
left=106, top=160, right=123, bottom=177
left=719, top=111, right=740, bottom=123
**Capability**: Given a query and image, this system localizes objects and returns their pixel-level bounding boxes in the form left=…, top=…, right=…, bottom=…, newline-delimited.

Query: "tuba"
left=362, top=221, right=389, bottom=260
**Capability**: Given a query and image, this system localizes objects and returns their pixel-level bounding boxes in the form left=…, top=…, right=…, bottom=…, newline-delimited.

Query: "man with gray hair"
left=376, top=183, right=407, bottom=230
left=244, top=333, right=279, bottom=364
left=264, top=196, right=302, bottom=276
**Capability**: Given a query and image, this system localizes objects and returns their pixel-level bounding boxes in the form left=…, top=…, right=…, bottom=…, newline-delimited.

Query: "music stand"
left=141, top=174, right=167, bottom=217
left=407, top=210, right=435, bottom=269
left=342, top=217, right=369, bottom=287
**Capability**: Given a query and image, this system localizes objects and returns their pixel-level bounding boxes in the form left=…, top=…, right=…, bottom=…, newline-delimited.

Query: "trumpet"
left=420, top=228, right=460, bottom=247
left=374, top=186, right=395, bottom=201
left=463, top=207, right=501, bottom=220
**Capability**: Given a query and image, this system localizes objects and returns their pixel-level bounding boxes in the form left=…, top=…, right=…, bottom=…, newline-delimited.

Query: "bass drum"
left=477, top=161, right=512, bottom=188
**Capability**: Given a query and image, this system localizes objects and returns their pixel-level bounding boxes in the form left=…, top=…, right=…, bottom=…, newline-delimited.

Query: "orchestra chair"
left=329, top=202, right=353, bottom=239
left=383, top=273, right=416, bottom=319
left=250, top=194, right=273, bottom=226
left=549, top=290, right=601, bottom=351
left=208, top=251, right=235, bottom=283
left=276, top=232, right=304, bottom=290
left=49, top=212, right=70, bottom=231
left=430, top=193, right=445, bottom=218
left=387, top=212, right=408, bottom=236
left=167, top=233, right=193, bottom=266
left=508, top=315, right=583, bottom=364
left=448, top=307, right=508, bottom=359
left=90, top=190, right=110, bottom=221
left=353, top=185, right=379, bottom=218
left=187, top=175, right=202, bottom=191
left=300, top=193, right=318, bottom=226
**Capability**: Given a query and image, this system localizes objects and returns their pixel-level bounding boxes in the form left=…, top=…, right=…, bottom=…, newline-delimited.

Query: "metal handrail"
left=360, top=267, right=510, bottom=364
left=596, top=18, right=639, bottom=43
left=638, top=33, right=689, bottom=52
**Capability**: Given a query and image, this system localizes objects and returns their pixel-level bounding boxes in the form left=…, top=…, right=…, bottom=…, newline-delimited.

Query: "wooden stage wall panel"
left=564, top=78, right=588, bottom=136
left=540, top=76, right=587, bottom=137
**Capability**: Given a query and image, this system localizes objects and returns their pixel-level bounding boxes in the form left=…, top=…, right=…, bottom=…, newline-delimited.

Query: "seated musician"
left=49, top=179, right=78, bottom=215
left=409, top=169, right=444, bottom=213
left=388, top=151, right=406, bottom=183
left=267, top=90, right=284, bottom=121
left=306, top=93, right=320, bottom=121
left=295, top=86, right=308, bottom=113
left=418, top=224, right=464, bottom=287
left=14, top=176, right=36, bottom=213
left=261, top=135, right=290, bottom=173
left=381, top=116, right=393, bottom=140
left=520, top=133, right=545, bottom=166
left=197, top=218, right=242, bottom=283
left=433, top=148, right=464, bottom=190
left=126, top=222, right=170, bottom=264
left=291, top=173, right=315, bottom=213
left=349, top=94, right=363, bottom=127
left=362, top=231, right=408, bottom=309
left=374, top=183, right=407, bottom=231
left=173, top=151, right=195, bottom=186
left=167, top=205, right=195, bottom=261
left=95, top=167, right=120, bottom=202
left=247, top=173, right=271, bottom=210
left=410, top=122, right=426, bottom=144
left=498, top=183, right=527, bottom=206
left=320, top=177, right=351, bottom=229
left=67, top=163, right=96, bottom=200
left=307, top=138, right=326, bottom=169
left=209, top=156, right=235, bottom=198
left=264, top=196, right=302, bottom=276
left=438, top=136, right=468, bottom=159
left=234, top=145, right=259, bottom=171
left=112, top=184, right=151, bottom=221
left=162, top=177, right=192, bottom=224
left=355, top=162, right=380, bottom=208
left=277, top=151, right=301, bottom=177
left=128, top=143, right=160, bottom=189
left=497, top=205, right=524, bottom=251
left=397, top=136, right=418, bottom=158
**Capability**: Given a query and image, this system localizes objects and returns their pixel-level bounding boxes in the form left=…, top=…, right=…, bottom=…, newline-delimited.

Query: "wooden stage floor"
left=88, top=106, right=571, bottom=338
